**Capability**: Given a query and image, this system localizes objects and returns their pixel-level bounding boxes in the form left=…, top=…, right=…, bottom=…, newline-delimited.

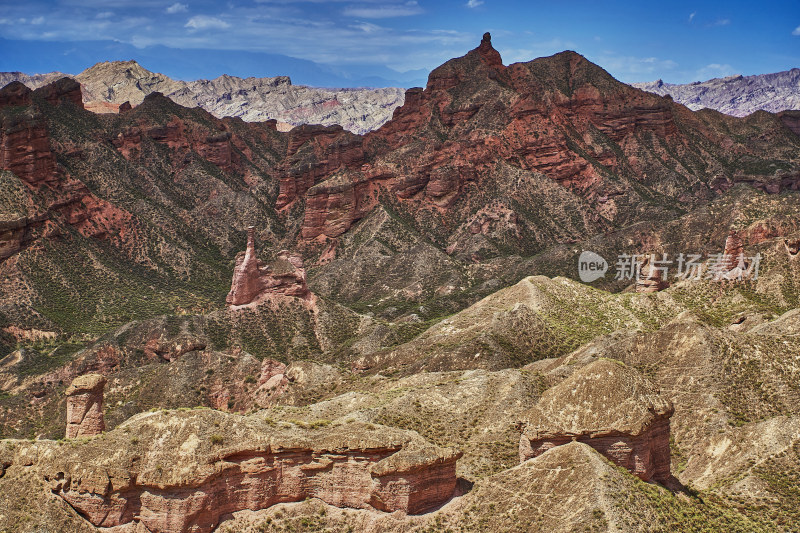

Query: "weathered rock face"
left=636, top=254, right=670, bottom=293
left=37, top=77, right=84, bottom=109
left=519, top=359, right=673, bottom=482
left=0, top=81, right=32, bottom=108
left=273, top=33, right=799, bottom=248
left=713, top=230, right=751, bottom=280
left=0, top=111, right=58, bottom=187
left=227, top=227, right=312, bottom=307
left=9, top=410, right=461, bottom=533
left=780, top=111, right=800, bottom=137
left=65, top=374, right=106, bottom=439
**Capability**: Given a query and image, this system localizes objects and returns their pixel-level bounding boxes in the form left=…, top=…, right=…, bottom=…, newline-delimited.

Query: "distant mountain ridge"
left=0, top=61, right=405, bottom=134
left=633, top=68, right=800, bottom=117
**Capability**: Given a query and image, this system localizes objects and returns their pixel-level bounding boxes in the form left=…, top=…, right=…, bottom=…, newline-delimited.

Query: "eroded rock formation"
left=786, top=235, right=800, bottom=256
left=9, top=410, right=462, bottom=532
left=226, top=226, right=312, bottom=307
left=636, top=254, right=670, bottom=293
left=518, top=358, right=673, bottom=482
left=65, top=374, right=106, bottom=439
left=713, top=230, right=752, bottom=281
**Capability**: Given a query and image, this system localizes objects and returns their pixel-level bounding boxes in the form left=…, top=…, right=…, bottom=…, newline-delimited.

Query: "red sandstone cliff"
left=271, top=33, right=798, bottom=248
left=5, top=410, right=462, bottom=532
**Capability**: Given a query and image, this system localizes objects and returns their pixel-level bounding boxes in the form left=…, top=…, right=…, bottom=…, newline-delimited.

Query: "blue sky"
left=0, top=0, right=798, bottom=87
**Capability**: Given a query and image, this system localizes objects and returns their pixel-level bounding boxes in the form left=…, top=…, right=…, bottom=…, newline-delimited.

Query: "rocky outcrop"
left=633, top=68, right=800, bottom=117
left=712, top=230, right=753, bottom=281
left=35, top=77, right=84, bottom=109
left=65, top=374, right=106, bottom=439
left=274, top=34, right=798, bottom=245
left=0, top=215, right=45, bottom=262
left=9, top=410, right=462, bottom=532
left=636, top=254, right=670, bottom=293
left=0, top=81, right=32, bottom=108
left=786, top=235, right=800, bottom=256
left=518, top=358, right=674, bottom=482
left=0, top=110, right=58, bottom=187
left=227, top=227, right=312, bottom=307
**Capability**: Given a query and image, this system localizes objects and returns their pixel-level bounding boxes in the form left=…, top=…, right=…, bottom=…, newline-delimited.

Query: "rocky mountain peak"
left=476, top=31, right=505, bottom=69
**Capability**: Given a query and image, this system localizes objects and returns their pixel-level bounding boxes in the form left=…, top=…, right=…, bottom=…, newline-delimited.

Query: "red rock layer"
left=110, top=93, right=240, bottom=173
left=65, top=374, right=106, bottom=439
left=54, top=445, right=459, bottom=532
left=518, top=416, right=672, bottom=482
left=0, top=112, right=58, bottom=187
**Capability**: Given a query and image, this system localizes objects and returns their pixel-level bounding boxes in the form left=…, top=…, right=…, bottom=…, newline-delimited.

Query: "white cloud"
left=696, top=63, right=736, bottom=80
left=466, top=0, right=484, bottom=7
left=166, top=3, right=188, bottom=14
left=793, top=25, right=800, bottom=36
left=185, top=15, right=230, bottom=30
left=31, top=16, right=45, bottom=25
left=709, top=18, right=730, bottom=27
left=688, top=12, right=696, bottom=22
left=593, top=53, right=678, bottom=81
left=96, top=12, right=114, bottom=19
left=343, top=1, right=423, bottom=18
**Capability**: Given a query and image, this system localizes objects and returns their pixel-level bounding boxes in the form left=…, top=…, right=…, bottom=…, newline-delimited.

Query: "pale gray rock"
left=633, top=68, right=800, bottom=117
left=1, top=60, right=405, bottom=134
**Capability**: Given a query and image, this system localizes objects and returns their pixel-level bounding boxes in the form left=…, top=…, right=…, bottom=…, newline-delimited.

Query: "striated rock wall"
left=65, top=374, right=106, bottom=439
left=22, top=411, right=462, bottom=532
left=0, top=111, right=58, bottom=187
left=519, top=416, right=672, bottom=482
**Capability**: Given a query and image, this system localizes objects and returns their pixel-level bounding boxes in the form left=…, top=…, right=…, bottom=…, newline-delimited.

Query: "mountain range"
left=633, top=68, right=800, bottom=117
left=0, top=33, right=799, bottom=532
left=0, top=61, right=405, bottom=135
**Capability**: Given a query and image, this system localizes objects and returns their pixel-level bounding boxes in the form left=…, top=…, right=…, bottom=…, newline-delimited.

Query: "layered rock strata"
left=65, top=374, right=106, bottom=439
left=518, top=358, right=674, bottom=482
left=6, top=410, right=462, bottom=533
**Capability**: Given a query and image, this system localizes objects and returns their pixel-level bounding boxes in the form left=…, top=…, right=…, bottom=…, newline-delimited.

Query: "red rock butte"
left=519, top=358, right=674, bottom=483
